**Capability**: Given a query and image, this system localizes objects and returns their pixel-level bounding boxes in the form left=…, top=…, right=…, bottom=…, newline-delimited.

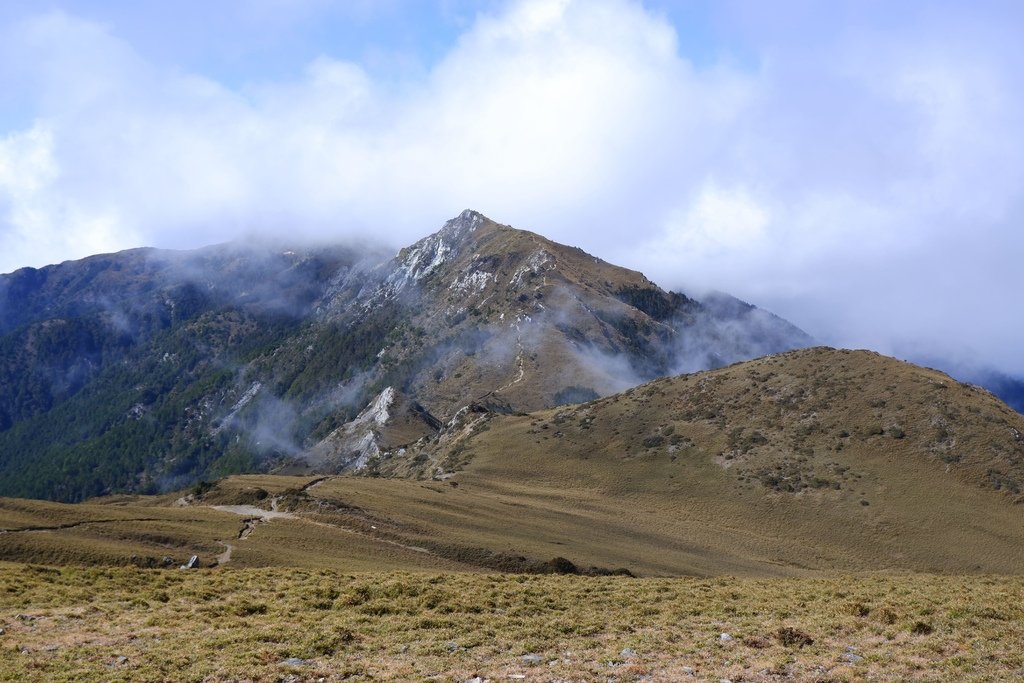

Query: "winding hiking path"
left=209, top=491, right=436, bottom=564
left=215, top=543, right=234, bottom=565
left=209, top=499, right=296, bottom=565
left=2, top=518, right=169, bottom=534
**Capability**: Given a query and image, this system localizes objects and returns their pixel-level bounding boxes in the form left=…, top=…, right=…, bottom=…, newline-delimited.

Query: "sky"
left=0, top=0, right=1021, bottom=376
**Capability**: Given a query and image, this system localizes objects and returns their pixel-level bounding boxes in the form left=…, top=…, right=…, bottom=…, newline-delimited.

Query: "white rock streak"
left=509, top=250, right=554, bottom=289
left=450, top=270, right=494, bottom=293
left=342, top=386, right=395, bottom=470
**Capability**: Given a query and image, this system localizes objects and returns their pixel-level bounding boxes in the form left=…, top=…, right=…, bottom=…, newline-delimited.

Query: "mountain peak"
left=442, top=208, right=489, bottom=235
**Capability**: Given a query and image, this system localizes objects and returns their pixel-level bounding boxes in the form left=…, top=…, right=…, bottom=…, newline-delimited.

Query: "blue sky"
left=0, top=1, right=733, bottom=90
left=0, top=0, right=1022, bottom=377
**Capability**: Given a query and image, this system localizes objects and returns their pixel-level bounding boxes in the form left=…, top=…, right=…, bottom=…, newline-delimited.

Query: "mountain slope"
left=0, top=210, right=811, bottom=501
left=287, top=210, right=811, bottom=470
left=0, top=241, right=386, bottom=499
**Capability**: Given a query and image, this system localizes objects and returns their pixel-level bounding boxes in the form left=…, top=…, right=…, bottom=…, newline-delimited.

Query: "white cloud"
left=655, top=183, right=770, bottom=255
left=0, top=0, right=753, bottom=258
left=0, top=0, right=1021, bottom=375
left=0, top=122, right=130, bottom=267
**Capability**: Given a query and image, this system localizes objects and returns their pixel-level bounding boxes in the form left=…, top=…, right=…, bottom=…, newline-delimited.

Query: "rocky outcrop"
left=306, top=387, right=442, bottom=472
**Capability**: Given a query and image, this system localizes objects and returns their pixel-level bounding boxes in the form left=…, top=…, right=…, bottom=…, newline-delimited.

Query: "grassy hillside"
left=2, top=348, right=1022, bottom=576
left=1, top=564, right=1022, bottom=682
left=364, top=347, right=1024, bottom=574
left=0, top=482, right=468, bottom=573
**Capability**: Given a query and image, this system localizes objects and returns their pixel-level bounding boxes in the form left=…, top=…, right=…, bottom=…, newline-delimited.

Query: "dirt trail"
left=210, top=502, right=297, bottom=565
left=494, top=347, right=526, bottom=394
left=301, top=516, right=433, bottom=555
left=1, top=517, right=164, bottom=534
left=216, top=543, right=234, bottom=565
left=209, top=495, right=440, bottom=564
left=210, top=504, right=295, bottom=520
left=237, top=518, right=259, bottom=539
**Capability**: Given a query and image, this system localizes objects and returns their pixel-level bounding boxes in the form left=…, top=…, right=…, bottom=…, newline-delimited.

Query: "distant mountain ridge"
left=0, top=210, right=812, bottom=500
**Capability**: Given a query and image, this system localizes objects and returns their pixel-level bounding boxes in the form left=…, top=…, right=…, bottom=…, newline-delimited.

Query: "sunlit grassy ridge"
left=2, top=564, right=1022, bottom=682
left=372, top=347, right=1024, bottom=574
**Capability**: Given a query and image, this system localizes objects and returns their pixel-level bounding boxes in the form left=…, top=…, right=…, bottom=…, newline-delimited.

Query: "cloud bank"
left=0, top=0, right=1022, bottom=374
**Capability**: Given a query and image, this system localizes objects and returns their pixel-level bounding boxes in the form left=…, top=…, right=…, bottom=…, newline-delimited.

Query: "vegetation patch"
left=1, top=565, right=1022, bottom=682
left=553, top=385, right=600, bottom=406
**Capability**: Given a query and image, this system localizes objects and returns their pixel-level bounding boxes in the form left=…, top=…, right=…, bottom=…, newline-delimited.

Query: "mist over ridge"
left=1, top=0, right=1022, bottom=382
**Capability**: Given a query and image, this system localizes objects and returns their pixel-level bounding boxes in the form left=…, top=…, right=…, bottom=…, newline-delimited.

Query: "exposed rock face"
left=307, top=387, right=442, bottom=472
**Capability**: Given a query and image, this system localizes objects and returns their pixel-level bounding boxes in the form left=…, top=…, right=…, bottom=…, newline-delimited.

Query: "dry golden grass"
left=0, top=498, right=242, bottom=567
left=369, top=347, right=1024, bottom=575
left=1, top=563, right=1022, bottom=682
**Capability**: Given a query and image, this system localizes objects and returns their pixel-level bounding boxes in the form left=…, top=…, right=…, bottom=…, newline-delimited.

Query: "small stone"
left=114, top=656, right=128, bottom=666
left=718, top=633, right=733, bottom=642
left=620, top=647, right=637, bottom=658
left=521, top=653, right=543, bottom=665
left=279, top=657, right=308, bottom=667
left=465, top=677, right=488, bottom=683
left=841, top=652, right=864, bottom=663
left=446, top=641, right=460, bottom=652
left=0, top=628, right=5, bottom=635
left=681, top=667, right=696, bottom=676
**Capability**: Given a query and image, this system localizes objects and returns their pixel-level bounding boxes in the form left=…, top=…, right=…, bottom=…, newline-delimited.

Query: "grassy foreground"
left=1, top=564, right=1022, bottom=682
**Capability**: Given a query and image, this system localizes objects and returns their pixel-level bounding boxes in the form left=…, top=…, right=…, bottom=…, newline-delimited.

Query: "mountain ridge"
left=0, top=210, right=812, bottom=500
